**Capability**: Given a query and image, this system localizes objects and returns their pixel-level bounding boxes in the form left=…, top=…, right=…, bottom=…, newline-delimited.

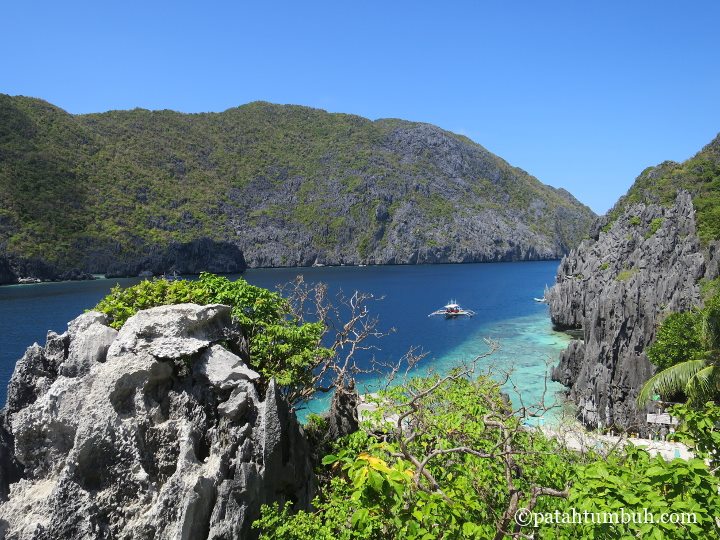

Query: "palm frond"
left=686, top=365, right=720, bottom=406
left=637, top=359, right=707, bottom=406
left=699, top=304, right=720, bottom=351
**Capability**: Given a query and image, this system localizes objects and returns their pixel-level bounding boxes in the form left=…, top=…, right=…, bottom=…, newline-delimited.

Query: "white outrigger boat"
left=428, top=301, right=476, bottom=318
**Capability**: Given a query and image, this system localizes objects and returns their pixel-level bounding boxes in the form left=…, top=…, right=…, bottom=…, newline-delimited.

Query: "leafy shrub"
left=616, top=268, right=636, bottom=281
left=255, top=375, right=581, bottom=539
left=629, top=215, right=642, bottom=226
left=568, top=444, right=720, bottom=539
left=669, top=402, right=720, bottom=471
left=94, top=273, right=332, bottom=394
left=254, top=374, right=720, bottom=539
left=645, top=217, right=664, bottom=238
left=647, top=311, right=704, bottom=371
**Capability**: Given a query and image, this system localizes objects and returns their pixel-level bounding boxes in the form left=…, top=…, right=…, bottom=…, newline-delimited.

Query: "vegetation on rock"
left=95, top=273, right=331, bottom=402
left=94, top=273, right=389, bottom=405
left=606, top=133, right=720, bottom=243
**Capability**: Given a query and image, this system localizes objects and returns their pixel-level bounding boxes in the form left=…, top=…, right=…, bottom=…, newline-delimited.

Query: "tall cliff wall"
left=547, top=191, right=717, bottom=432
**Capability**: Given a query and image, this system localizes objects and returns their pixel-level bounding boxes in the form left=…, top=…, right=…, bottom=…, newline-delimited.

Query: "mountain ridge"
left=0, top=94, right=595, bottom=282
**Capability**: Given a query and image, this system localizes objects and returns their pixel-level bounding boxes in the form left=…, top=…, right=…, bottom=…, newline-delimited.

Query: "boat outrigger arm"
left=428, top=301, right=476, bottom=318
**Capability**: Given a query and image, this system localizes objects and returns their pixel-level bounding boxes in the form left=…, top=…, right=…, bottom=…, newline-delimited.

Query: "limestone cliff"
left=548, top=191, right=717, bottom=432
left=0, top=304, right=313, bottom=539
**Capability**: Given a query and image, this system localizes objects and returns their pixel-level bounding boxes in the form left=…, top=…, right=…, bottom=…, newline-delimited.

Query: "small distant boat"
left=428, top=301, right=476, bottom=318
left=534, top=285, right=550, bottom=303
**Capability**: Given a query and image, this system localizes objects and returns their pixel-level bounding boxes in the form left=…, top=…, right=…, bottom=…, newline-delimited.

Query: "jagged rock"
left=60, top=322, right=117, bottom=378
left=217, top=387, right=249, bottom=420
left=547, top=191, right=708, bottom=432
left=551, top=340, right=585, bottom=387
left=325, top=382, right=359, bottom=442
left=0, top=416, right=21, bottom=501
left=194, top=345, right=260, bottom=390
left=107, top=303, right=235, bottom=359
left=0, top=255, right=15, bottom=285
left=0, top=303, right=314, bottom=539
left=0, top=253, right=94, bottom=285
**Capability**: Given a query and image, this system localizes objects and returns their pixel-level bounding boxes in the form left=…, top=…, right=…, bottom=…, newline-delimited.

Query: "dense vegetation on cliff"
left=0, top=94, right=594, bottom=278
left=605, top=133, right=720, bottom=243
left=93, top=273, right=331, bottom=402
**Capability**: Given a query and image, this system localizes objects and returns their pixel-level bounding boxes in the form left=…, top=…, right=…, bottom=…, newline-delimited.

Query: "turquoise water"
left=302, top=309, right=570, bottom=421
left=0, top=262, right=569, bottom=417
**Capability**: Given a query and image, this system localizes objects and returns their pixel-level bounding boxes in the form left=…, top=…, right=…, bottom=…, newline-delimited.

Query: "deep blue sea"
left=0, top=262, right=570, bottom=420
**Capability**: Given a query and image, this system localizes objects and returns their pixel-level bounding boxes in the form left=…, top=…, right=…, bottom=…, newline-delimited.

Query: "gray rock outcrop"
left=547, top=191, right=709, bottom=432
left=0, top=303, right=314, bottom=539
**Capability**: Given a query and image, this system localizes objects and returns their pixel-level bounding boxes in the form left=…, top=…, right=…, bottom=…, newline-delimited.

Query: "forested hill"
left=0, top=94, right=595, bottom=281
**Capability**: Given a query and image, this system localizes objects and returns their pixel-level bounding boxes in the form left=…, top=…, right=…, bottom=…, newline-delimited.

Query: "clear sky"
left=2, top=1, right=719, bottom=214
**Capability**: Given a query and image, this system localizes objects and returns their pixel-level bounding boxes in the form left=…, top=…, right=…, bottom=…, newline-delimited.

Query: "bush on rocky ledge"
left=94, top=272, right=333, bottom=402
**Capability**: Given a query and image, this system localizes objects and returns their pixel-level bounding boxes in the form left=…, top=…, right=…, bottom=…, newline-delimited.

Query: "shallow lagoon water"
left=0, top=262, right=570, bottom=419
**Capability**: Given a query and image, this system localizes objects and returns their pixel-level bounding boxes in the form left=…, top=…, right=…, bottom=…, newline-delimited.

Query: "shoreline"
left=0, top=258, right=564, bottom=288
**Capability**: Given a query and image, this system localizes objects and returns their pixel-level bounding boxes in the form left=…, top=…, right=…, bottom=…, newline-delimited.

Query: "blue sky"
left=2, top=1, right=719, bottom=214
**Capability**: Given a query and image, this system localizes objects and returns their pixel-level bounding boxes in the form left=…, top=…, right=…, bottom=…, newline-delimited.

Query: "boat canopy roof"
left=444, top=303, right=460, bottom=309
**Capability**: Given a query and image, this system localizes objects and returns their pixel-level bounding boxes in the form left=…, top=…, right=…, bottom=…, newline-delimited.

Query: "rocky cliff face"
left=0, top=239, right=246, bottom=285
left=224, top=121, right=595, bottom=268
left=0, top=304, right=313, bottom=539
left=0, top=257, right=14, bottom=286
left=547, top=191, right=712, bottom=432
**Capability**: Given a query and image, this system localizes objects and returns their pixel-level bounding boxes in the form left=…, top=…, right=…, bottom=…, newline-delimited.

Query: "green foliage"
left=647, top=311, right=704, bottom=371
left=700, top=277, right=720, bottom=302
left=256, top=376, right=581, bottom=539
left=616, top=268, right=636, bottom=282
left=305, top=413, right=329, bottom=432
left=599, top=262, right=610, bottom=271
left=94, top=273, right=332, bottom=395
left=567, top=444, right=720, bottom=539
left=255, top=374, right=720, bottom=539
left=639, top=287, right=720, bottom=405
left=668, top=402, right=720, bottom=471
left=645, top=217, right=664, bottom=238
left=629, top=215, right=641, bottom=226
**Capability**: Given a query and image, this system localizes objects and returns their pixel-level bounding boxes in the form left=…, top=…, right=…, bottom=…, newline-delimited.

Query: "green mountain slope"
left=604, top=133, right=720, bottom=242
left=0, top=95, right=595, bottom=280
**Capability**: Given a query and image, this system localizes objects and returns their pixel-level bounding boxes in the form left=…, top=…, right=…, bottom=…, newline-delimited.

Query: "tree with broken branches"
left=277, top=275, right=395, bottom=406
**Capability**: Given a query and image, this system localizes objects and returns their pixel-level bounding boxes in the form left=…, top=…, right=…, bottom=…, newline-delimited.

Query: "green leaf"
left=321, top=454, right=338, bottom=465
